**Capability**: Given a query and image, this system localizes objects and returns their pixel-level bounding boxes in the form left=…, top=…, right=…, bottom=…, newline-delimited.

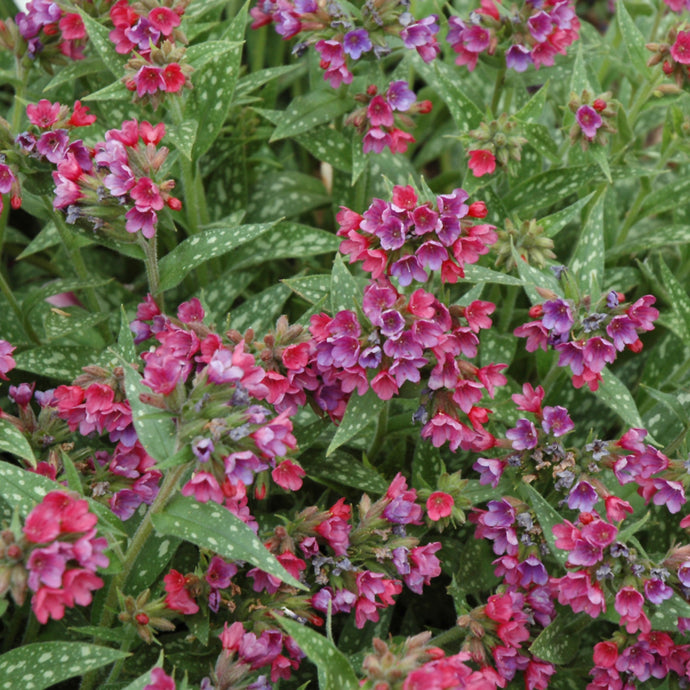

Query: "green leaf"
left=514, top=250, right=563, bottom=305
left=69, top=626, right=131, bottom=643
left=22, top=276, right=112, bottom=316
left=171, top=119, right=199, bottom=161
left=504, top=165, right=647, bottom=215
left=0, top=642, right=129, bottom=690
left=152, top=495, right=306, bottom=590
left=514, top=82, right=549, bottom=122
left=186, top=40, right=242, bottom=69
left=230, top=223, right=340, bottom=269
left=192, top=6, right=246, bottom=161
left=570, top=43, right=591, bottom=96
left=295, top=126, right=352, bottom=173
left=330, top=253, right=360, bottom=314
left=235, top=64, right=301, bottom=98
left=616, top=510, right=651, bottom=543
left=118, top=306, right=137, bottom=364
left=638, top=176, right=690, bottom=220
left=569, top=188, right=606, bottom=300
left=283, top=275, right=331, bottom=304
left=122, top=363, right=176, bottom=464
left=277, top=617, right=359, bottom=690
left=607, top=224, right=690, bottom=258
left=81, top=80, right=130, bottom=102
left=541, top=193, right=594, bottom=238
left=42, top=56, right=105, bottom=92
left=529, top=614, right=588, bottom=664
left=649, top=593, right=690, bottom=632
left=417, top=59, right=483, bottom=133
left=43, top=309, right=109, bottom=342
left=519, top=483, right=568, bottom=567
left=246, top=172, right=330, bottom=222
left=595, top=368, right=651, bottom=437
left=327, top=388, right=384, bottom=456
left=462, top=264, right=522, bottom=286
left=301, top=451, right=388, bottom=493
left=17, top=222, right=61, bottom=259
left=269, top=90, right=351, bottom=142
left=72, top=8, right=126, bottom=78
left=616, top=0, right=654, bottom=79
left=412, top=440, right=445, bottom=489
left=521, top=122, right=560, bottom=163
left=14, top=346, right=98, bottom=380
left=0, top=418, right=36, bottom=466
left=157, top=221, right=277, bottom=291
left=659, top=258, right=690, bottom=345
left=229, top=283, right=291, bottom=334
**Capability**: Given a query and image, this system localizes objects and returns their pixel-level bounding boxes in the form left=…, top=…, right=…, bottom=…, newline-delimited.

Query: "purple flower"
left=541, top=406, right=574, bottom=437
left=555, top=340, right=584, bottom=375
left=379, top=309, right=405, bottom=338
left=505, top=418, right=538, bottom=450
left=606, top=290, right=620, bottom=308
left=36, top=129, right=69, bottom=164
left=417, top=240, right=448, bottom=271
left=362, top=127, right=390, bottom=154
left=583, top=336, right=616, bottom=373
left=506, top=44, right=532, bottom=72
left=473, top=457, right=505, bottom=487
left=386, top=80, right=416, bottom=112
left=567, top=480, right=598, bottom=512
left=343, top=29, right=372, bottom=60
left=461, top=25, right=490, bottom=53
left=390, top=255, right=428, bottom=286
left=517, top=556, right=549, bottom=586
left=483, top=499, right=516, bottom=528
left=606, top=315, right=638, bottom=351
left=377, top=214, right=407, bottom=250
left=567, top=538, right=603, bottom=566
left=644, top=578, right=673, bottom=604
left=294, top=0, right=317, bottom=11
left=27, top=542, right=68, bottom=590
left=678, top=561, right=690, bottom=588
left=192, top=437, right=214, bottom=463
left=542, top=298, right=574, bottom=335
left=576, top=105, right=602, bottom=140
left=527, top=11, right=553, bottom=42
left=652, top=479, right=685, bottom=513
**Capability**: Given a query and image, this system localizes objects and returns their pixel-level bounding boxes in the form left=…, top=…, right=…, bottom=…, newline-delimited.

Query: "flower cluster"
left=251, top=0, right=440, bottom=88
left=447, top=0, right=580, bottom=73
left=0, top=490, right=108, bottom=624
left=514, top=284, right=658, bottom=391
left=568, top=90, right=617, bottom=150
left=132, top=297, right=300, bottom=517
left=13, top=0, right=90, bottom=61
left=346, top=82, right=432, bottom=155
left=108, top=0, right=192, bottom=107
left=647, top=25, right=690, bottom=89
left=29, top=112, right=182, bottom=238
left=337, top=184, right=496, bottom=285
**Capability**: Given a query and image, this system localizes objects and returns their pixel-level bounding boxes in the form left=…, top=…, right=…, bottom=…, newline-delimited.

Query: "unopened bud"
left=468, top=200, right=488, bottom=218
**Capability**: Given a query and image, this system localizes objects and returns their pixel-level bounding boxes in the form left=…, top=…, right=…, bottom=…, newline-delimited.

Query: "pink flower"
left=181, top=471, right=223, bottom=504
left=0, top=339, right=16, bottom=380
left=426, top=492, right=454, bottom=521
left=467, top=149, right=496, bottom=177
left=671, top=30, right=690, bottom=64
left=31, top=586, right=70, bottom=624
left=26, top=99, right=60, bottom=128
left=163, top=570, right=199, bottom=615
left=144, top=668, right=175, bottom=690
left=271, top=460, right=305, bottom=491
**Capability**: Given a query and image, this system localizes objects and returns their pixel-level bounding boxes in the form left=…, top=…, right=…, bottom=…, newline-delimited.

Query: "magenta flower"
left=505, top=418, right=538, bottom=451
left=671, top=30, right=690, bottom=64
left=426, top=492, right=454, bottom=521
left=576, top=105, right=602, bottom=140
left=506, top=44, right=532, bottom=72
left=0, top=339, right=16, bottom=380
left=542, top=298, right=574, bottom=334
left=541, top=405, right=574, bottom=437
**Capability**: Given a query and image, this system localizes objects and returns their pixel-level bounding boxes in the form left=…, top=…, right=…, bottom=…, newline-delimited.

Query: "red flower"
left=467, top=149, right=496, bottom=177
left=426, top=492, right=454, bottom=521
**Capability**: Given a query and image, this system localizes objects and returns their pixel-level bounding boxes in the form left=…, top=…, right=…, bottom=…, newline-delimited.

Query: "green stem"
left=11, top=58, right=28, bottom=135
left=490, top=68, right=506, bottom=115
left=167, top=96, right=209, bottom=235
left=50, top=201, right=112, bottom=343
left=138, top=234, right=164, bottom=308
left=80, top=462, right=188, bottom=690
left=430, top=624, right=466, bottom=649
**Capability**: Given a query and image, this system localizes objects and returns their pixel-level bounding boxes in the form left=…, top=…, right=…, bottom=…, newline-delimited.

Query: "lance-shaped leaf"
left=519, top=483, right=568, bottom=567
left=529, top=613, right=589, bottom=664
left=595, top=368, right=651, bottom=439
left=0, top=642, right=129, bottom=690
left=269, top=90, right=351, bottom=142
left=157, top=221, right=277, bottom=291
left=330, top=253, right=360, bottom=314
left=569, top=187, right=606, bottom=301
left=326, top=388, right=384, bottom=457
left=71, top=7, right=127, bottom=78
left=616, top=0, right=654, bottom=79
left=0, top=418, right=36, bottom=466
left=14, top=346, right=99, bottom=381
left=151, top=495, right=306, bottom=590
left=277, top=617, right=359, bottom=690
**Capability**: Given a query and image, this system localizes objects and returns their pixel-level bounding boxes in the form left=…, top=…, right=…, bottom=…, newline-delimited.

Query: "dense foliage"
left=1, top=0, right=690, bottom=688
